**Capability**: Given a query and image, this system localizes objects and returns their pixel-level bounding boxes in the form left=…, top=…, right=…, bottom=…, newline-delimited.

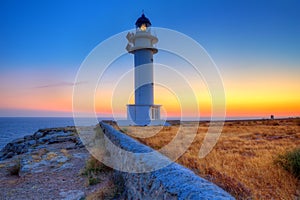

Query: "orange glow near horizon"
left=1, top=78, right=299, bottom=118
left=93, top=78, right=299, bottom=118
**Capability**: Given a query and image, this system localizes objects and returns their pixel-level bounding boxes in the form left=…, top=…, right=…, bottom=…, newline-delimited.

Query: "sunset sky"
left=0, top=0, right=299, bottom=118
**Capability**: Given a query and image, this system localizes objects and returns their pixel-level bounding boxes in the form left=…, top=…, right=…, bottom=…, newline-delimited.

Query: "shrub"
left=120, top=128, right=128, bottom=133
left=81, top=156, right=112, bottom=185
left=86, top=181, right=124, bottom=200
left=87, top=175, right=100, bottom=186
left=275, top=148, right=300, bottom=179
left=272, top=122, right=280, bottom=126
left=9, top=159, right=21, bottom=176
left=296, top=118, right=300, bottom=126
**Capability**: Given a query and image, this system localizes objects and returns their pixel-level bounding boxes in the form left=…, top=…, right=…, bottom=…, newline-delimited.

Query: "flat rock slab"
left=0, top=140, right=114, bottom=200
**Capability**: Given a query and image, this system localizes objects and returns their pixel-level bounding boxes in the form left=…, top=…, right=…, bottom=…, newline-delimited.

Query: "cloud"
left=33, top=81, right=87, bottom=89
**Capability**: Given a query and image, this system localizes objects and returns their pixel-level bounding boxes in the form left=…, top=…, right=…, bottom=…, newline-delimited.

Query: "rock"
left=33, top=145, right=48, bottom=150
left=0, top=127, right=82, bottom=161
left=54, top=163, right=74, bottom=171
left=4, top=152, right=14, bottom=159
left=59, top=190, right=85, bottom=200
left=24, top=135, right=34, bottom=141
left=55, top=155, right=69, bottom=163
left=72, top=153, right=89, bottom=160
left=37, top=137, right=48, bottom=144
left=17, top=144, right=28, bottom=154
left=38, top=132, right=75, bottom=144
left=75, top=139, right=84, bottom=148
left=0, top=142, right=29, bottom=160
left=26, top=140, right=36, bottom=146
left=46, top=152, right=58, bottom=160
left=11, top=138, right=25, bottom=144
left=19, top=158, right=48, bottom=176
left=48, top=136, right=77, bottom=144
left=33, top=131, right=45, bottom=139
left=65, top=143, right=76, bottom=150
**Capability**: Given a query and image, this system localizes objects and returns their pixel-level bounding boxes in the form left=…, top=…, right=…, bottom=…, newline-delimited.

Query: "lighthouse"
left=125, top=14, right=164, bottom=126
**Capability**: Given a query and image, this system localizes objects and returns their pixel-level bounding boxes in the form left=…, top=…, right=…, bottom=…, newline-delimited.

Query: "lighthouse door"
left=150, top=107, right=155, bottom=120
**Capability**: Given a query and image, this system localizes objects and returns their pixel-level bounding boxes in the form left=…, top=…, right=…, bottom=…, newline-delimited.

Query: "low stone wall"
left=99, top=122, right=234, bottom=199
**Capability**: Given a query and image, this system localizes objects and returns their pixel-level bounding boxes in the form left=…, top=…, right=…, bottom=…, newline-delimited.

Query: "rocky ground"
left=0, top=127, right=118, bottom=200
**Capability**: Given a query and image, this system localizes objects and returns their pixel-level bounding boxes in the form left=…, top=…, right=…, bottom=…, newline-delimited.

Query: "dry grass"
left=46, top=152, right=57, bottom=160
left=81, top=156, right=113, bottom=186
left=121, top=118, right=300, bottom=199
left=86, top=182, right=119, bottom=200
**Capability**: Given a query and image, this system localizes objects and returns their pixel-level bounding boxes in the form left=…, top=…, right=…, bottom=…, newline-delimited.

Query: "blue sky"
left=1, top=0, right=299, bottom=68
left=0, top=0, right=299, bottom=117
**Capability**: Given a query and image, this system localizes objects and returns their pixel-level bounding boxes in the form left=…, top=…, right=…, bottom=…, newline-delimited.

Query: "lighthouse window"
left=151, top=108, right=156, bottom=120
left=150, top=107, right=159, bottom=120
left=140, top=24, right=147, bottom=31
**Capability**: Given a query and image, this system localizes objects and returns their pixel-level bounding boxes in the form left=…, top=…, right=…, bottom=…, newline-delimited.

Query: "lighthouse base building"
left=127, top=104, right=162, bottom=126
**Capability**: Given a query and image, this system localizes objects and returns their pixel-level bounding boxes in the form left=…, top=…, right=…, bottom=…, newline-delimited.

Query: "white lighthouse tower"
left=125, top=14, right=164, bottom=126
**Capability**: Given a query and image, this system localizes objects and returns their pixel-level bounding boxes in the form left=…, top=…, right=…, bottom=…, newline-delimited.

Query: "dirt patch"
left=0, top=140, right=118, bottom=200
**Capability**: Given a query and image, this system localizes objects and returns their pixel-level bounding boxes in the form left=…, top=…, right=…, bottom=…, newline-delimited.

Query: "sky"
left=0, top=0, right=299, bottom=118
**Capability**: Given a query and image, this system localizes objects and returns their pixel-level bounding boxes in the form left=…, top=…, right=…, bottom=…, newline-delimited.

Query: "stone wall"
left=99, top=122, right=234, bottom=199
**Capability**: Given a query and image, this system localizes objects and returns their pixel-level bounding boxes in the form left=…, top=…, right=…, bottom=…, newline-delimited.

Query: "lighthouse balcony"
left=126, top=44, right=158, bottom=54
left=126, top=32, right=158, bottom=53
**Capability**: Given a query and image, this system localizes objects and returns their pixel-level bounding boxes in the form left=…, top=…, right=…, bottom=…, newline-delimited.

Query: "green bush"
left=81, top=156, right=112, bottom=185
left=120, top=128, right=128, bottom=133
left=9, top=159, right=21, bottom=176
left=87, top=175, right=100, bottom=186
left=276, top=148, right=300, bottom=179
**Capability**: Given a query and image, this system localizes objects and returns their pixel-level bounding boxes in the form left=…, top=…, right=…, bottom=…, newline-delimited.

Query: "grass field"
left=119, top=118, right=300, bottom=199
